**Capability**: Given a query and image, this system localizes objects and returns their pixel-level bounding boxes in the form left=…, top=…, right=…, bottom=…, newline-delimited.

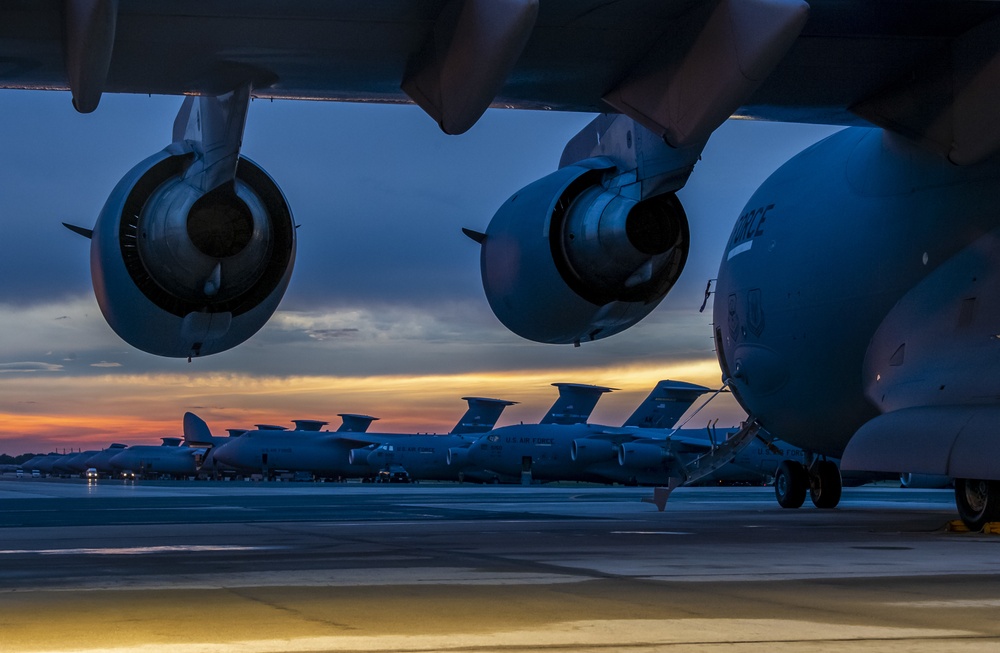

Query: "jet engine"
left=618, top=442, right=673, bottom=469
left=446, top=447, right=470, bottom=467
left=348, top=446, right=377, bottom=467
left=899, top=473, right=953, bottom=489
left=474, top=159, right=689, bottom=345
left=570, top=439, right=617, bottom=465
left=89, top=145, right=296, bottom=358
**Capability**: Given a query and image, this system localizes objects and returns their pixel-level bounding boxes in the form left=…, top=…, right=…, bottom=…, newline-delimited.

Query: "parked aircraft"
left=108, top=439, right=203, bottom=479
left=455, top=380, right=780, bottom=485
left=4, top=2, right=999, bottom=527
left=353, top=384, right=617, bottom=481
left=711, top=123, right=1000, bottom=528
left=30, top=454, right=73, bottom=477
left=82, top=444, right=129, bottom=476
left=458, top=380, right=716, bottom=483
left=52, top=450, right=102, bottom=476
left=204, top=396, right=516, bottom=479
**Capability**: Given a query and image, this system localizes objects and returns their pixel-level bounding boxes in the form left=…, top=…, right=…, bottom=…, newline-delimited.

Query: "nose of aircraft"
left=210, top=440, right=244, bottom=467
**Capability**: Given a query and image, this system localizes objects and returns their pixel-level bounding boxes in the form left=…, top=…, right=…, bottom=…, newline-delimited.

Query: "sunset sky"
left=0, top=89, right=839, bottom=454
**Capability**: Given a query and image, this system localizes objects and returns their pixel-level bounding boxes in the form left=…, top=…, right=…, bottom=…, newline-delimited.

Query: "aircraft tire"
left=809, top=460, right=842, bottom=509
left=955, top=479, right=1000, bottom=531
left=774, top=460, right=808, bottom=509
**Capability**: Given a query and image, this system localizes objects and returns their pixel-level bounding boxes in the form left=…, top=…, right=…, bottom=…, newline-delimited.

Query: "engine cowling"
left=348, top=446, right=377, bottom=467
left=477, top=159, right=689, bottom=344
left=570, top=439, right=617, bottom=465
left=90, top=144, right=296, bottom=358
left=447, top=447, right=470, bottom=467
left=618, top=442, right=673, bottom=469
left=899, top=473, right=953, bottom=489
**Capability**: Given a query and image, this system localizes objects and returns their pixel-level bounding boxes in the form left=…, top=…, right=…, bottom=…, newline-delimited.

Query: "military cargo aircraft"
left=5, top=1, right=1000, bottom=527
left=202, top=396, right=516, bottom=479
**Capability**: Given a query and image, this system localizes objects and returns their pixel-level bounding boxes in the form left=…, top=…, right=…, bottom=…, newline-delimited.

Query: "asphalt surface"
left=0, top=477, right=998, bottom=652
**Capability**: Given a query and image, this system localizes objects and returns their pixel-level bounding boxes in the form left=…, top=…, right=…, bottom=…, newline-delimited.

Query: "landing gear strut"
left=955, top=479, right=1000, bottom=531
left=774, top=458, right=842, bottom=509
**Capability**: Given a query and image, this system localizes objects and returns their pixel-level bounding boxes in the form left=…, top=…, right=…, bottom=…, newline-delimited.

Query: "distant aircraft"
left=458, top=380, right=723, bottom=483
left=108, top=438, right=203, bottom=479
left=446, top=382, right=613, bottom=477
left=30, top=453, right=74, bottom=477
left=5, top=2, right=1000, bottom=527
left=203, top=396, right=516, bottom=479
left=82, top=444, right=129, bottom=476
left=52, top=450, right=102, bottom=476
left=350, top=397, right=520, bottom=482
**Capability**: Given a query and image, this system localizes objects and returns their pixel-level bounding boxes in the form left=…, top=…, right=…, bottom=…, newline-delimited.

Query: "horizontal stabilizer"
left=622, top=380, right=711, bottom=429
left=541, top=383, right=615, bottom=425
left=451, top=396, right=518, bottom=434
left=337, top=414, right=379, bottom=433
left=292, top=419, right=328, bottom=432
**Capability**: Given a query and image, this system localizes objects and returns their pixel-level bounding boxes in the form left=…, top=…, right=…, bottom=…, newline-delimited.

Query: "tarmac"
left=1, top=477, right=998, bottom=652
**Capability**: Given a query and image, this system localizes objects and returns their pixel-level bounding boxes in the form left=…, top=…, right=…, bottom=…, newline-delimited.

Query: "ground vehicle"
left=15, top=469, right=23, bottom=478
left=31, top=470, right=40, bottom=478
left=85, top=468, right=99, bottom=480
left=120, top=470, right=136, bottom=480
left=376, top=467, right=411, bottom=484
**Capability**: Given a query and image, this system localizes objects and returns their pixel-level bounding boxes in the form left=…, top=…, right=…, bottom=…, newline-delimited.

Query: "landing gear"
left=955, top=479, right=1000, bottom=531
left=809, top=459, right=842, bottom=509
left=774, top=460, right=807, bottom=508
left=774, top=458, right=843, bottom=509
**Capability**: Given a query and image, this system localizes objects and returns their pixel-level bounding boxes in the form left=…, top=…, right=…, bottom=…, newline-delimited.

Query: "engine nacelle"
left=447, top=447, right=470, bottom=467
left=618, top=442, right=673, bottom=469
left=477, top=159, right=689, bottom=345
left=899, top=473, right=953, bottom=489
left=348, top=446, right=376, bottom=467
left=90, top=144, right=296, bottom=358
left=570, top=439, right=617, bottom=465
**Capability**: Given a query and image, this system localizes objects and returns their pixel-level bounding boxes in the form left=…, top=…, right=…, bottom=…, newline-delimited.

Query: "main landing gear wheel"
left=809, top=460, right=842, bottom=509
left=955, top=479, right=1000, bottom=531
left=774, top=460, right=808, bottom=509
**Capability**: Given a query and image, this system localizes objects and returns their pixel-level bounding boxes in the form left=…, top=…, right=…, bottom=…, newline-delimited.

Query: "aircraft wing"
left=5, top=1, right=1000, bottom=157
left=323, top=434, right=389, bottom=449
left=580, top=427, right=715, bottom=453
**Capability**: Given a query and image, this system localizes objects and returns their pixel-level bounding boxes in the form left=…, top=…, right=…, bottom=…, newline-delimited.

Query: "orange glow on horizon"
left=0, top=358, right=736, bottom=454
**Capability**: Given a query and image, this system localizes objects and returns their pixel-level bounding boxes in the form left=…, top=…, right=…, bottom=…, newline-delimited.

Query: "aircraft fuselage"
left=715, top=127, right=1000, bottom=458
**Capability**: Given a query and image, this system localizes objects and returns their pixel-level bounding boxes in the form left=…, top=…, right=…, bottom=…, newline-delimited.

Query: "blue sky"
left=0, top=89, right=839, bottom=453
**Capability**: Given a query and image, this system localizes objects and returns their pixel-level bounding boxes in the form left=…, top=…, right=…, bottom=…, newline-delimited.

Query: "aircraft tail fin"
left=450, top=397, right=518, bottom=434
left=182, top=412, right=215, bottom=446
left=540, top=383, right=614, bottom=425
left=337, top=414, right=379, bottom=433
left=622, top=380, right=711, bottom=429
